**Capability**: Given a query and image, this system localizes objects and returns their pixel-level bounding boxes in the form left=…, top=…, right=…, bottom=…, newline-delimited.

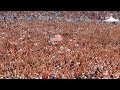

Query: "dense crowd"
left=0, top=11, right=120, bottom=22
left=0, top=11, right=120, bottom=79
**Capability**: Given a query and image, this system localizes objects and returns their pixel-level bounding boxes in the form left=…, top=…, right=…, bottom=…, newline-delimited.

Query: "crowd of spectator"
left=0, top=11, right=120, bottom=22
left=0, top=11, right=119, bottom=79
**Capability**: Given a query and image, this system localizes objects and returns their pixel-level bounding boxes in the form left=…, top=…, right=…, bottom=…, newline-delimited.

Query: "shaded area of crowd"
left=0, top=11, right=120, bottom=22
